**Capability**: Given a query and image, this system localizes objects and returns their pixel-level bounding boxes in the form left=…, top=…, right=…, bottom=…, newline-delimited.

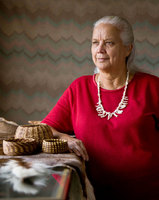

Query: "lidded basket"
left=15, top=124, right=53, bottom=146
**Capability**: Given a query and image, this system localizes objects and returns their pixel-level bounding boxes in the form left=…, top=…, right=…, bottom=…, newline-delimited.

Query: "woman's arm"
left=49, top=126, right=89, bottom=161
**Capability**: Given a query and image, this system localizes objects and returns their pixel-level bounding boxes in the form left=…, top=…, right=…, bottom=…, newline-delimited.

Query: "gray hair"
left=93, top=16, right=135, bottom=71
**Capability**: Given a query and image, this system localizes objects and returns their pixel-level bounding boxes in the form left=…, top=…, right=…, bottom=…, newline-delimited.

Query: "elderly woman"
left=42, top=16, right=159, bottom=199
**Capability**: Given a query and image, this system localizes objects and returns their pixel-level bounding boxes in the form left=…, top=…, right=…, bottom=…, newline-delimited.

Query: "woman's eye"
left=92, top=41, right=114, bottom=47
left=92, top=41, right=99, bottom=45
left=106, top=42, right=114, bottom=46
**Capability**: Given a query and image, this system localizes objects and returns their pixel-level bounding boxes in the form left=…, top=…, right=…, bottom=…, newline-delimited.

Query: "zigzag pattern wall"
left=0, top=0, right=159, bottom=124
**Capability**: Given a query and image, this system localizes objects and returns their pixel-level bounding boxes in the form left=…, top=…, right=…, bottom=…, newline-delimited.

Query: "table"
left=0, top=147, right=86, bottom=200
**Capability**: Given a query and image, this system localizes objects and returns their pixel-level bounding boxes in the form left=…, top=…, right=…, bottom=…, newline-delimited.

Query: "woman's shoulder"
left=131, top=71, right=159, bottom=95
left=134, top=71, right=159, bottom=82
left=73, top=75, right=93, bottom=82
left=70, top=75, right=94, bottom=87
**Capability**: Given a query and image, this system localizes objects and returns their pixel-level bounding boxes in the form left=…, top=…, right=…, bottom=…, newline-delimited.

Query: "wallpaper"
left=0, top=0, right=159, bottom=124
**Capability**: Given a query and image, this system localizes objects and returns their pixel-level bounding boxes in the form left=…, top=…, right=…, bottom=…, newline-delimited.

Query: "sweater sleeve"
left=41, top=86, right=74, bottom=134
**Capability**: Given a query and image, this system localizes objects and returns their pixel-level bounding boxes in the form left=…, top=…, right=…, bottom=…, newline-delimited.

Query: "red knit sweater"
left=42, top=72, right=159, bottom=199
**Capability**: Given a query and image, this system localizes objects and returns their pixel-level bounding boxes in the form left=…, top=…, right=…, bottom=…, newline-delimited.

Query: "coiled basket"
left=42, top=139, right=68, bottom=154
left=15, top=124, right=53, bottom=148
left=3, top=138, right=38, bottom=156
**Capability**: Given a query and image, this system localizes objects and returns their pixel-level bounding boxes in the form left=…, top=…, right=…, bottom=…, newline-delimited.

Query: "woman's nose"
left=97, top=42, right=106, bottom=53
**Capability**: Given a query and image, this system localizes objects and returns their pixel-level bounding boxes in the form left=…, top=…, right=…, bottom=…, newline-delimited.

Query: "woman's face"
left=91, top=23, right=131, bottom=73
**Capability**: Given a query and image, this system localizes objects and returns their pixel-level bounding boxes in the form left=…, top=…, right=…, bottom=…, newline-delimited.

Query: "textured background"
left=0, top=0, right=159, bottom=124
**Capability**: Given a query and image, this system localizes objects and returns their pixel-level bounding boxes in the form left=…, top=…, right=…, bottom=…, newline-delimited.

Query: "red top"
left=42, top=72, right=159, bottom=198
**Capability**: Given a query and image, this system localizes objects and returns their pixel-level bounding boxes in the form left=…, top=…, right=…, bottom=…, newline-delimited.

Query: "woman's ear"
left=126, top=44, right=133, bottom=57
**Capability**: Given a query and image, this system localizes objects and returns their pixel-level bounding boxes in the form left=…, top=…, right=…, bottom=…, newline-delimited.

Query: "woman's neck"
left=96, top=69, right=128, bottom=90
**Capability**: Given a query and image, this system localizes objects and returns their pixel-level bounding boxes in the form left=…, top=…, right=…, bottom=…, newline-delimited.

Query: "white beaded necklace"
left=96, top=71, right=129, bottom=120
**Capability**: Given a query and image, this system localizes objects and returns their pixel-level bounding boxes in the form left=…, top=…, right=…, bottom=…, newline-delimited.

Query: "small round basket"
left=3, top=138, right=38, bottom=156
left=42, top=139, right=68, bottom=154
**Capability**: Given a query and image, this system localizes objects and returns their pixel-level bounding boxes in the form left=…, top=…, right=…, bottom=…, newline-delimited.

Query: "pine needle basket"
left=42, top=139, right=68, bottom=154
left=3, top=138, right=38, bottom=156
left=15, top=124, right=53, bottom=147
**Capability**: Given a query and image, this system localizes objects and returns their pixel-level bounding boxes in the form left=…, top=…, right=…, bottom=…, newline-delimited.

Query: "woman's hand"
left=49, top=126, right=89, bottom=161
left=66, top=136, right=89, bottom=161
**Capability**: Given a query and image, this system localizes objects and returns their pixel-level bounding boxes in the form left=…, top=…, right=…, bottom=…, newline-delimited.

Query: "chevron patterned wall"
left=0, top=0, right=159, bottom=124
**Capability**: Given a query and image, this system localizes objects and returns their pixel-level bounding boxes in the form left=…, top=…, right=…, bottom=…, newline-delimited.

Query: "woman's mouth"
left=97, top=57, right=109, bottom=62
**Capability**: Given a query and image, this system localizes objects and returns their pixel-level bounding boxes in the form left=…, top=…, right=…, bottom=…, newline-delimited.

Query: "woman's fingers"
left=68, top=139, right=89, bottom=161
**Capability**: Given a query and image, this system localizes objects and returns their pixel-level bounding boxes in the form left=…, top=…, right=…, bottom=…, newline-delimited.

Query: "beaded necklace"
left=96, top=71, right=129, bottom=120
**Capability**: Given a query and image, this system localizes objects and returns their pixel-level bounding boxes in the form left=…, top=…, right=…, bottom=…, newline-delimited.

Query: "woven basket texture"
left=3, top=138, right=38, bottom=156
left=0, top=118, right=18, bottom=148
left=15, top=124, right=53, bottom=145
left=42, top=139, right=68, bottom=154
